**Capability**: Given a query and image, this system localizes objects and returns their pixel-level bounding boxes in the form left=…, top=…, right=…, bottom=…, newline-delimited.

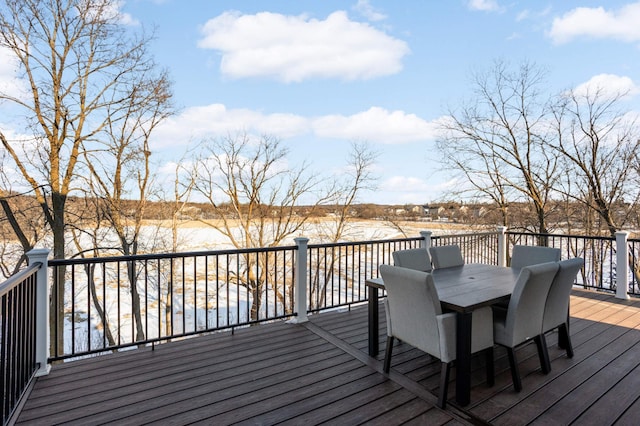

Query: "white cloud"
left=151, top=104, right=438, bottom=151
left=87, top=0, right=139, bottom=26
left=468, top=0, right=501, bottom=12
left=380, top=175, right=452, bottom=204
left=383, top=176, right=429, bottom=192
left=151, top=104, right=310, bottom=148
left=116, top=11, right=139, bottom=26
left=573, top=74, right=640, bottom=99
left=516, top=6, right=551, bottom=22
left=0, top=47, right=27, bottom=99
left=313, top=107, right=439, bottom=144
left=381, top=176, right=429, bottom=203
left=197, top=10, right=409, bottom=82
left=516, top=10, right=529, bottom=22
left=353, top=0, right=387, bottom=22
left=548, top=3, right=640, bottom=44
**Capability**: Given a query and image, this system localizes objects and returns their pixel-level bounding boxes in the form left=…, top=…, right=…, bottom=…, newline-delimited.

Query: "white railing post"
left=27, top=248, right=51, bottom=376
left=615, top=231, right=630, bottom=300
left=420, top=231, right=432, bottom=249
left=291, top=237, right=309, bottom=323
left=497, top=226, right=508, bottom=267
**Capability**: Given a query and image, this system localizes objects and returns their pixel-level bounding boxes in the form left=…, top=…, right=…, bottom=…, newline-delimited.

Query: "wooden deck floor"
left=15, top=289, right=640, bottom=425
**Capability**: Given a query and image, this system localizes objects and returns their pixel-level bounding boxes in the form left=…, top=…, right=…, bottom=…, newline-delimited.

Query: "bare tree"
left=438, top=61, right=560, bottom=235
left=81, top=73, right=174, bottom=342
left=437, top=127, right=514, bottom=227
left=161, top=157, right=196, bottom=335
left=309, top=142, right=378, bottom=309
left=551, top=87, right=640, bottom=237
left=67, top=197, right=118, bottom=349
left=168, top=157, right=197, bottom=252
left=549, top=86, right=640, bottom=293
left=192, top=133, right=336, bottom=320
left=193, top=133, right=330, bottom=249
left=0, top=0, right=168, bottom=353
left=0, top=187, right=45, bottom=277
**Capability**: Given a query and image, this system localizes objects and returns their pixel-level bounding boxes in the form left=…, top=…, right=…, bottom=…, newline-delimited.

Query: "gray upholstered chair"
left=392, top=248, right=432, bottom=272
left=380, top=264, right=494, bottom=408
left=510, top=245, right=561, bottom=269
left=492, top=262, right=559, bottom=391
left=538, top=257, right=584, bottom=372
left=493, top=245, right=561, bottom=309
left=428, top=244, right=464, bottom=269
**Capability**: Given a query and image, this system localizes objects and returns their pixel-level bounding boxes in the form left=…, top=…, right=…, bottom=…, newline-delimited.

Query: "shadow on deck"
left=15, top=289, right=640, bottom=425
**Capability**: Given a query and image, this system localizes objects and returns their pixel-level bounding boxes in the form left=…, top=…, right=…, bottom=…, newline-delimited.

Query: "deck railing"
left=44, top=236, right=431, bottom=360
left=1, top=262, right=40, bottom=426
left=629, top=238, right=640, bottom=294
left=3, top=229, right=640, bottom=385
left=307, top=236, right=423, bottom=312
left=505, top=231, right=638, bottom=295
left=47, top=245, right=299, bottom=361
left=432, top=231, right=502, bottom=264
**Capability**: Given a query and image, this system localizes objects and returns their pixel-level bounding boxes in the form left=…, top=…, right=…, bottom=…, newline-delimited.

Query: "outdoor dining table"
left=365, top=263, right=521, bottom=406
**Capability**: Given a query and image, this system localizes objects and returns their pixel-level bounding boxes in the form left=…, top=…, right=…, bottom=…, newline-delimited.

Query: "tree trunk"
left=86, top=264, right=116, bottom=347
left=126, top=259, right=146, bottom=341
left=250, top=279, right=262, bottom=322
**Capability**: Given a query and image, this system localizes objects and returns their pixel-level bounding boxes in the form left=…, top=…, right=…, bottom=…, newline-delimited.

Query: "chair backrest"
left=510, top=245, right=561, bottom=269
left=504, top=262, right=559, bottom=346
left=429, top=244, right=464, bottom=269
left=543, top=257, right=584, bottom=332
left=379, top=265, right=442, bottom=356
left=392, top=248, right=432, bottom=272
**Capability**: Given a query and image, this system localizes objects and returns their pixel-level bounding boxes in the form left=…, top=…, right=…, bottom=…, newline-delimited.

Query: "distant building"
left=420, top=203, right=488, bottom=223
left=422, top=204, right=445, bottom=221
left=410, top=205, right=423, bottom=215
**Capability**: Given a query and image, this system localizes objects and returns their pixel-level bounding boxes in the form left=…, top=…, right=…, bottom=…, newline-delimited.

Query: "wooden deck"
left=15, top=289, right=640, bottom=425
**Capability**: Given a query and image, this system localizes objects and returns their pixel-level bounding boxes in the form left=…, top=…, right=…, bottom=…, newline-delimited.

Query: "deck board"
left=16, top=288, right=640, bottom=425
left=471, top=292, right=640, bottom=425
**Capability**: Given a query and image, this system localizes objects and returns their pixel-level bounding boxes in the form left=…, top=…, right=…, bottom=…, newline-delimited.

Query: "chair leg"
left=383, top=336, right=394, bottom=373
left=534, top=334, right=551, bottom=374
left=558, top=308, right=571, bottom=350
left=485, top=347, right=494, bottom=387
left=558, top=323, right=574, bottom=358
left=438, top=362, right=451, bottom=409
left=506, top=348, right=522, bottom=392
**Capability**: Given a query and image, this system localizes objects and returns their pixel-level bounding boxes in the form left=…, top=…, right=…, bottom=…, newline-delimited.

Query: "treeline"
left=4, top=193, right=636, bottom=240
left=0, top=195, right=413, bottom=225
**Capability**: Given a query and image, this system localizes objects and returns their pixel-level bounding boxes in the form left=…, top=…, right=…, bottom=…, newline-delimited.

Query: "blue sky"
left=5, top=0, right=640, bottom=205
